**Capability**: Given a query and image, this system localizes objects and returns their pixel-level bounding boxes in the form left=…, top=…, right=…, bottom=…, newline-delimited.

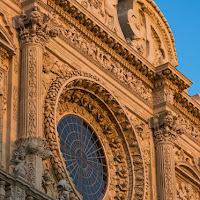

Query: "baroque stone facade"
left=0, top=0, right=199, bottom=200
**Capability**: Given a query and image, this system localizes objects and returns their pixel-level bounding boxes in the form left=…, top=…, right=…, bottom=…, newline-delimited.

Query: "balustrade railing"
left=0, top=168, right=53, bottom=200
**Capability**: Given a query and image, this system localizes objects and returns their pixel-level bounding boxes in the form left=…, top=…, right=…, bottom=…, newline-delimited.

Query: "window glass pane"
left=57, top=115, right=107, bottom=199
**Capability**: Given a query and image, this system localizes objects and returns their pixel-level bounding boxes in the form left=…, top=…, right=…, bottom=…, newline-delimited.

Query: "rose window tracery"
left=44, top=71, right=146, bottom=200
left=57, top=114, right=107, bottom=200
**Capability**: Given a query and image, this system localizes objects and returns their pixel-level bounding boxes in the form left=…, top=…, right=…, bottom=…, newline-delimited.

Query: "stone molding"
left=44, top=70, right=146, bottom=200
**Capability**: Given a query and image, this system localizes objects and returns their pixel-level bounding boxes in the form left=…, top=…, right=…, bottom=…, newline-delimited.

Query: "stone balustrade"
left=0, top=168, right=53, bottom=200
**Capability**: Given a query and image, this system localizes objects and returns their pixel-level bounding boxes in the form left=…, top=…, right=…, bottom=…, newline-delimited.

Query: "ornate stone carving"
left=8, top=147, right=27, bottom=178
left=77, top=0, right=123, bottom=36
left=0, top=181, right=6, bottom=200
left=9, top=137, right=52, bottom=186
left=42, top=51, right=70, bottom=96
left=0, top=71, right=3, bottom=96
left=58, top=25, right=152, bottom=103
left=13, top=86, right=18, bottom=121
left=15, top=186, right=26, bottom=200
left=57, top=180, right=70, bottom=200
left=44, top=71, right=145, bottom=200
left=15, top=7, right=64, bottom=46
left=149, top=111, right=187, bottom=143
left=175, top=148, right=200, bottom=171
left=176, top=182, right=198, bottom=200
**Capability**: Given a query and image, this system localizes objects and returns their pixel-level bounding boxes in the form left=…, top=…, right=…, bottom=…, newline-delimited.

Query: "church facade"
left=0, top=0, right=199, bottom=199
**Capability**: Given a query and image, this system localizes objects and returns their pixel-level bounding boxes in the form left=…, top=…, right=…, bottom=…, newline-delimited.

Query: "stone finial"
left=57, top=180, right=70, bottom=200
left=149, top=111, right=187, bottom=144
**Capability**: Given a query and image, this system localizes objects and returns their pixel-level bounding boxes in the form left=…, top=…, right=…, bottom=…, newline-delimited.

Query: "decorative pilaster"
left=149, top=111, right=186, bottom=200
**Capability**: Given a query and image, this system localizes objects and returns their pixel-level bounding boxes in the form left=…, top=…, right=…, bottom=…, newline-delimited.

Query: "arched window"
left=57, top=115, right=108, bottom=200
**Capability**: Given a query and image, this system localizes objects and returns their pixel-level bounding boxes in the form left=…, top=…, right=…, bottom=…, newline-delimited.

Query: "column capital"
left=15, top=6, right=63, bottom=47
left=149, top=111, right=187, bottom=144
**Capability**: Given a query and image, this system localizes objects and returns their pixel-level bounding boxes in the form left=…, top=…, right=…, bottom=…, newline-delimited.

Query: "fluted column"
left=155, top=141, right=176, bottom=200
left=150, top=111, right=185, bottom=200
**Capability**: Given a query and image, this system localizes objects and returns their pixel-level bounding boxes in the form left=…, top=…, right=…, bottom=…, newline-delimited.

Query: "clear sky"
left=153, top=0, right=200, bottom=96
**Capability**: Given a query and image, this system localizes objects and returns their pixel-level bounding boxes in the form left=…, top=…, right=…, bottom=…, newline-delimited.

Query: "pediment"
left=117, top=0, right=178, bottom=67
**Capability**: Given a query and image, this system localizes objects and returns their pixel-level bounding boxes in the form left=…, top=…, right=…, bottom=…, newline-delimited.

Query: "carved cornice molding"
left=155, top=63, right=192, bottom=91
left=174, top=91, right=200, bottom=121
left=46, top=1, right=194, bottom=100
left=47, top=0, right=155, bottom=78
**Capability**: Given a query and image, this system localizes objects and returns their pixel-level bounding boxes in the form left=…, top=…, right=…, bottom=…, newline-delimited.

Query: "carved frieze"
left=55, top=23, right=152, bottom=103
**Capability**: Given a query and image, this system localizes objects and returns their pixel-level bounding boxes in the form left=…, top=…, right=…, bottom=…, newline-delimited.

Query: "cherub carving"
left=29, top=6, right=42, bottom=34
left=8, top=148, right=27, bottom=178
left=18, top=10, right=26, bottom=32
left=152, top=114, right=159, bottom=131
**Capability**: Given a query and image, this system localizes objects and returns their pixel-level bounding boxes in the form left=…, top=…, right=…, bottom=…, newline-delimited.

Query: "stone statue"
left=8, top=148, right=27, bottom=178
left=57, top=180, right=70, bottom=200
left=18, top=10, right=26, bottom=32
left=152, top=114, right=159, bottom=131
left=102, top=0, right=118, bottom=31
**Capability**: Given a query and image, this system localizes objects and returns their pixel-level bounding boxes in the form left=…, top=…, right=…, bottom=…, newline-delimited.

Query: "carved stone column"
left=18, top=7, right=48, bottom=138
left=150, top=111, right=186, bottom=200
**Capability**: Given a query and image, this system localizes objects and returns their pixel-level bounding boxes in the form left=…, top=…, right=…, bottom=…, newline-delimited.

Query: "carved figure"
left=29, top=7, right=41, bottom=34
left=102, top=0, right=118, bottom=31
left=9, top=148, right=27, bottom=178
left=18, top=10, right=26, bottom=32
left=152, top=114, right=159, bottom=131
left=57, top=180, right=70, bottom=200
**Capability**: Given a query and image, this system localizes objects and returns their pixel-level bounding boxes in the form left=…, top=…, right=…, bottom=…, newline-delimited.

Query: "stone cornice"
left=47, top=0, right=155, bottom=77
left=46, top=1, right=193, bottom=91
left=155, top=63, right=192, bottom=90
left=174, top=91, right=200, bottom=121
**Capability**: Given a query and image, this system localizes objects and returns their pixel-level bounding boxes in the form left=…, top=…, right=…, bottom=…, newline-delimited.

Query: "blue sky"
left=153, top=0, right=200, bottom=96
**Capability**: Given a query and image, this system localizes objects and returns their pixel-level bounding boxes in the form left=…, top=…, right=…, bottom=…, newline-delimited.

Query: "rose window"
left=57, top=115, right=108, bottom=200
